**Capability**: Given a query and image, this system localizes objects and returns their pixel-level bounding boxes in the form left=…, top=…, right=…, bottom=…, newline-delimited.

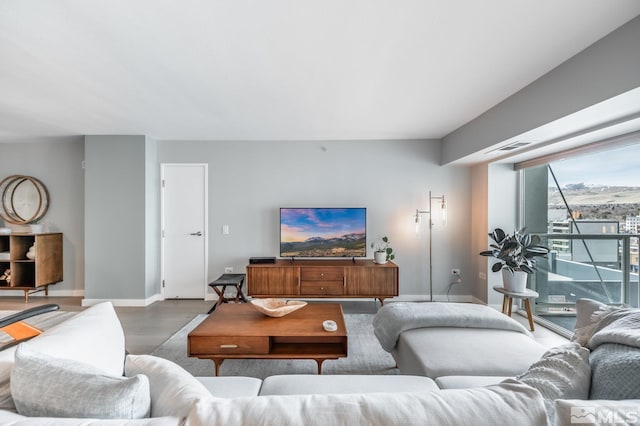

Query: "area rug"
left=0, top=310, right=76, bottom=349
left=151, top=314, right=399, bottom=377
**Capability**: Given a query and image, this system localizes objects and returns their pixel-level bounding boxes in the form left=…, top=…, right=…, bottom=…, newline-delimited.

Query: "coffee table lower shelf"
left=187, top=303, right=348, bottom=376
left=192, top=340, right=348, bottom=376
left=205, top=353, right=347, bottom=376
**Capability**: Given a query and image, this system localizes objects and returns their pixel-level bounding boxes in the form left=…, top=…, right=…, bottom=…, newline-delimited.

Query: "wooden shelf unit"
left=246, top=259, right=398, bottom=305
left=0, top=233, right=63, bottom=302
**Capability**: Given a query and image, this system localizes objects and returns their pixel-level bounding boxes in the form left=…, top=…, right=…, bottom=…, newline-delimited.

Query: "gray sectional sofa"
left=372, top=301, right=549, bottom=388
left=0, top=299, right=638, bottom=425
left=373, top=300, right=640, bottom=426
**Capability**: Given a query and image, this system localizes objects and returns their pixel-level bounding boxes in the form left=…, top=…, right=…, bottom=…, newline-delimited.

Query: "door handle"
left=190, top=231, right=203, bottom=236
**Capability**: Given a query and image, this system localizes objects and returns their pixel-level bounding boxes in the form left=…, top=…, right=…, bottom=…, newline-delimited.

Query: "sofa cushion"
left=435, top=375, right=511, bottom=389
left=0, top=302, right=125, bottom=411
left=259, top=374, right=438, bottom=395
left=392, top=327, right=546, bottom=378
left=11, top=345, right=150, bottom=419
left=125, top=354, right=213, bottom=418
left=196, top=377, right=262, bottom=398
left=589, top=343, right=640, bottom=400
left=187, top=379, right=547, bottom=426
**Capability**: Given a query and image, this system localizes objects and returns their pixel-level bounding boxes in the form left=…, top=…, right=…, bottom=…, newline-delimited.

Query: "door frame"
left=160, top=163, right=209, bottom=300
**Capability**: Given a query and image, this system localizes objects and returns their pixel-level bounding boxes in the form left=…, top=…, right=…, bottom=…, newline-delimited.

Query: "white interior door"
left=161, top=164, right=208, bottom=299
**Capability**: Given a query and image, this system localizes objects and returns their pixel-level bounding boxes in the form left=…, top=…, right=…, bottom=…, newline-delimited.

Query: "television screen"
left=280, top=208, right=367, bottom=258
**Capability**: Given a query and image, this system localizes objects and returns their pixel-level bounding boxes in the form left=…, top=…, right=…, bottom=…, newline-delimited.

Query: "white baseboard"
left=82, top=293, right=163, bottom=307
left=277, top=294, right=474, bottom=304
left=49, top=292, right=480, bottom=307
left=0, top=289, right=84, bottom=298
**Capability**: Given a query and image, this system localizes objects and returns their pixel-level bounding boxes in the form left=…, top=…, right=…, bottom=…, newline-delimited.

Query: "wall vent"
left=486, top=140, right=535, bottom=154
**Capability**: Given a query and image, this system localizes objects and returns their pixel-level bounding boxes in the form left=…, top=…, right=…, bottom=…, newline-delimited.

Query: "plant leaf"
left=494, top=228, right=506, bottom=242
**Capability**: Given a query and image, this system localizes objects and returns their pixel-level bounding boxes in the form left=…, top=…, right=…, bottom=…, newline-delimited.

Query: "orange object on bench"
left=0, top=304, right=59, bottom=350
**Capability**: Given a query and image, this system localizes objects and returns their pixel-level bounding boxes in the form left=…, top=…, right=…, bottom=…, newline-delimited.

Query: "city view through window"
left=524, top=142, right=640, bottom=331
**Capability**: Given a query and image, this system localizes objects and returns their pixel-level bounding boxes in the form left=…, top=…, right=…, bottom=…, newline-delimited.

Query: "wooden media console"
left=246, top=259, right=398, bottom=305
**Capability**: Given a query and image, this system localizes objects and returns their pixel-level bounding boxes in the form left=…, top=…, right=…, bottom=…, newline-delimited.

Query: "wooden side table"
left=493, top=286, right=539, bottom=331
left=207, top=273, right=248, bottom=314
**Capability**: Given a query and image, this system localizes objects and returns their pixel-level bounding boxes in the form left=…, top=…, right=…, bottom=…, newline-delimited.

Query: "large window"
left=521, top=141, right=640, bottom=332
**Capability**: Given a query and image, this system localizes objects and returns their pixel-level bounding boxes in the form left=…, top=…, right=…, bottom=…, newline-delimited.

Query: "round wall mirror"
left=0, top=175, right=50, bottom=225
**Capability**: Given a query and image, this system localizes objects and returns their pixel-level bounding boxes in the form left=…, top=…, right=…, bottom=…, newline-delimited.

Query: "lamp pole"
left=416, top=190, right=446, bottom=302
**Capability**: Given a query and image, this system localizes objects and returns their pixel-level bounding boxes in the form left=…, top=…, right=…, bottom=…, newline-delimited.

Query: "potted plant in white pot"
left=371, top=236, right=394, bottom=264
left=479, top=228, right=549, bottom=293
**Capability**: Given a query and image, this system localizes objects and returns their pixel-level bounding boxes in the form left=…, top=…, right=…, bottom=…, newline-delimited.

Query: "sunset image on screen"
left=280, top=208, right=366, bottom=257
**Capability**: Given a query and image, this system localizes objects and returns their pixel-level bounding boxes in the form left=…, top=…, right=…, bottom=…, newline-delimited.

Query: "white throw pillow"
left=0, top=302, right=126, bottom=411
left=516, top=342, right=591, bottom=422
left=572, top=300, right=620, bottom=346
left=11, top=345, right=150, bottom=419
left=125, top=354, right=214, bottom=418
left=516, top=342, right=591, bottom=401
left=23, top=302, right=126, bottom=375
left=0, top=346, right=17, bottom=410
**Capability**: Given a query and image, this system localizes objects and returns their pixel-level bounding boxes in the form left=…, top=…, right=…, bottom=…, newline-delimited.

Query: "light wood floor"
left=0, top=296, right=566, bottom=354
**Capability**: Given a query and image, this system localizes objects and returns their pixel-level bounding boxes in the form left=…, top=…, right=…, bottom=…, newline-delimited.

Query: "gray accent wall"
left=0, top=139, right=85, bottom=296
left=84, top=135, right=159, bottom=303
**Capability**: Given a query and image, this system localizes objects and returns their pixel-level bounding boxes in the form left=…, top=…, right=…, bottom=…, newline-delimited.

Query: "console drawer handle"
left=220, top=344, right=238, bottom=349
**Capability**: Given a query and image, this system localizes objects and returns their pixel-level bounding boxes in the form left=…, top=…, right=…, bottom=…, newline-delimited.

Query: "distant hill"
left=549, top=185, right=640, bottom=206
left=548, top=185, right=640, bottom=222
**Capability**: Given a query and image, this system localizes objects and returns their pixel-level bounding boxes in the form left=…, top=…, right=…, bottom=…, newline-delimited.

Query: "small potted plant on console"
left=371, top=236, right=394, bottom=264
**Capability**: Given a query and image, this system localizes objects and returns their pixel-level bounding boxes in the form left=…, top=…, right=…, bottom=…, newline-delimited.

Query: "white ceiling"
left=1, top=0, right=639, bottom=144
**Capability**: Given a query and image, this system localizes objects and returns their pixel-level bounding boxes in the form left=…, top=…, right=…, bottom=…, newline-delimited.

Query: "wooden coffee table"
left=187, top=302, right=348, bottom=375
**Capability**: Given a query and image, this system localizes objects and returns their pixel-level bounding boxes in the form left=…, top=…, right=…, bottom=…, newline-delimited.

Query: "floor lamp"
left=414, top=190, right=447, bottom=301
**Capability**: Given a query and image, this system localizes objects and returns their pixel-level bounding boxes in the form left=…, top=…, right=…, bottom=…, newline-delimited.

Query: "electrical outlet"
left=450, top=268, right=462, bottom=284
left=479, top=272, right=486, bottom=280
left=224, top=267, right=233, bottom=273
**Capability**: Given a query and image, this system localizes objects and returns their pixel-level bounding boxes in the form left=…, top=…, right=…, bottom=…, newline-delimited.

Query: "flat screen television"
left=280, top=208, right=367, bottom=258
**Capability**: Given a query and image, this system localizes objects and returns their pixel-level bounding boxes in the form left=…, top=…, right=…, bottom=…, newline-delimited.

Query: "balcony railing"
left=530, top=233, right=639, bottom=331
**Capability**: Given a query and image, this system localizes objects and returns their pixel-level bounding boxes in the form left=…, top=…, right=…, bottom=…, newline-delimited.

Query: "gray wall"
left=0, top=139, right=85, bottom=296
left=84, top=135, right=156, bottom=303
left=442, top=15, right=640, bottom=164
left=158, top=139, right=472, bottom=300
left=1, top=137, right=472, bottom=304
